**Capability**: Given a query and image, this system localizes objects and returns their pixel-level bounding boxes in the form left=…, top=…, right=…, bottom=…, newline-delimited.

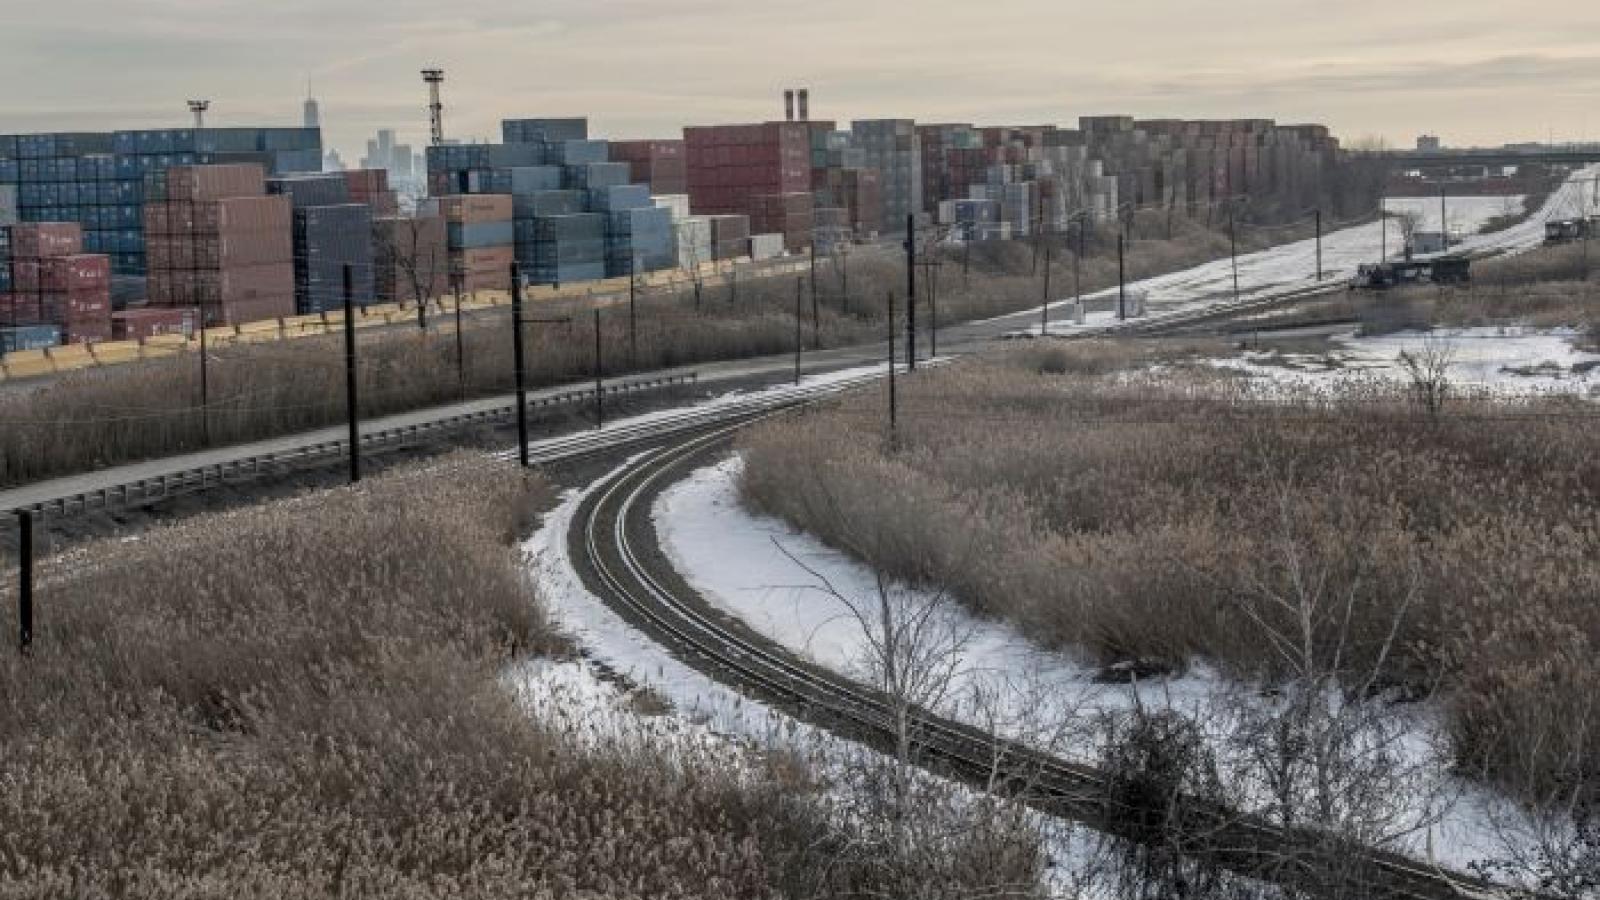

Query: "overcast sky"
left=5, top=0, right=1599, bottom=159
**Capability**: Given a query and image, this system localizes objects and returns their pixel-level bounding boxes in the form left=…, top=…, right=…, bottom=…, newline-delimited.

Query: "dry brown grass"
left=1, top=217, right=1315, bottom=489
left=0, top=456, right=1043, bottom=898
left=738, top=344, right=1600, bottom=805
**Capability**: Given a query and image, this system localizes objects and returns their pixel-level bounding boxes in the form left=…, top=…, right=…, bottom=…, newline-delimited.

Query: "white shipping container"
left=749, top=233, right=785, bottom=261
left=652, top=194, right=692, bottom=222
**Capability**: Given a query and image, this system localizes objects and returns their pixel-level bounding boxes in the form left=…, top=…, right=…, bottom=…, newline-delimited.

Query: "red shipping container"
left=215, top=295, right=295, bottom=327
left=166, top=164, right=267, bottom=201
left=10, top=223, right=83, bottom=258
left=40, top=255, right=110, bottom=293
left=190, top=196, right=293, bottom=234
left=192, top=263, right=295, bottom=304
left=113, top=306, right=199, bottom=341
left=62, top=320, right=113, bottom=345
left=10, top=260, right=41, bottom=293
left=436, top=194, right=513, bottom=224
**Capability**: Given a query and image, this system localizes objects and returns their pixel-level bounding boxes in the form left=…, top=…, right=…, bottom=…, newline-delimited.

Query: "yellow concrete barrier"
left=90, top=341, right=142, bottom=366
left=2, top=350, right=55, bottom=379
left=141, top=335, right=191, bottom=359
left=281, top=314, right=329, bottom=337
left=47, top=344, right=97, bottom=371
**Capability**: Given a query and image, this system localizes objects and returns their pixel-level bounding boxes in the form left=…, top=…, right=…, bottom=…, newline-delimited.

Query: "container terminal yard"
left=0, top=80, right=1361, bottom=370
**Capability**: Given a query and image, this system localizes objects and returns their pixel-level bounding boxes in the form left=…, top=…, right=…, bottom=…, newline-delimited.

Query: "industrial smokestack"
left=797, top=88, right=809, bottom=122
left=784, top=89, right=795, bottom=122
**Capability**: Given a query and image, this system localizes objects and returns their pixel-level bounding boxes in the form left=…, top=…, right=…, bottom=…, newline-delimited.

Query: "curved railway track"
left=563, top=411, right=1515, bottom=900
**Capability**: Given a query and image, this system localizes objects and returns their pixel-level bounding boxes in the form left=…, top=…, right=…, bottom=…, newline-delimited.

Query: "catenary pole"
left=510, top=263, right=529, bottom=468
left=17, top=510, right=32, bottom=653
left=342, top=264, right=361, bottom=484
left=905, top=214, right=917, bottom=371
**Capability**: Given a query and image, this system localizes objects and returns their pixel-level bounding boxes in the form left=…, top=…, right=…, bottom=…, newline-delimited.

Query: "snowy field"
left=515, top=457, right=1114, bottom=897
left=1011, top=165, right=1600, bottom=337
left=651, top=455, right=1533, bottom=871
left=1213, top=326, right=1600, bottom=397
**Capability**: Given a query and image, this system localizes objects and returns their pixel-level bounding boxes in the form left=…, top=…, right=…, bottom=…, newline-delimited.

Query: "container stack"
left=673, top=217, right=712, bottom=271
left=429, top=194, right=514, bottom=293
left=341, top=169, right=399, bottom=216
left=373, top=213, right=448, bottom=304
left=144, top=164, right=295, bottom=326
left=812, top=207, right=852, bottom=254
left=849, top=120, right=922, bottom=233
left=267, top=174, right=377, bottom=314
left=3, top=222, right=113, bottom=344
left=0, top=127, right=319, bottom=291
left=708, top=215, right=751, bottom=261
left=528, top=213, right=607, bottom=284
left=605, top=206, right=675, bottom=277
left=112, top=306, right=198, bottom=341
left=608, top=140, right=688, bottom=195
left=684, top=122, right=811, bottom=223
left=750, top=191, right=814, bottom=252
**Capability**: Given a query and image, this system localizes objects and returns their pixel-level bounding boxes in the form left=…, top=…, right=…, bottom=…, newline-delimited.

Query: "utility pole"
left=1440, top=184, right=1448, bottom=253
left=962, top=235, right=970, bottom=287
left=794, top=277, right=803, bottom=386
left=1117, top=233, right=1127, bottom=321
left=197, top=317, right=210, bottom=447
left=16, top=510, right=32, bottom=653
left=628, top=255, right=638, bottom=369
left=928, top=255, right=939, bottom=359
left=1229, top=204, right=1240, bottom=303
left=452, top=269, right=465, bottom=399
left=905, top=214, right=917, bottom=372
left=593, top=309, right=604, bottom=430
left=1315, top=209, right=1323, bottom=281
left=887, top=290, right=897, bottom=436
left=1381, top=195, right=1388, bottom=261
left=1040, top=228, right=1053, bottom=337
left=510, top=263, right=529, bottom=468
left=809, top=244, right=819, bottom=347
left=1074, top=220, right=1084, bottom=315
left=342, top=264, right=361, bottom=484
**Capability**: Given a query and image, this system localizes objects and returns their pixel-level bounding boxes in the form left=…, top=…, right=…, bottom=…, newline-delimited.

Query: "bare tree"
left=1396, top=208, right=1426, bottom=259
left=1397, top=335, right=1456, bottom=421
left=372, top=207, right=445, bottom=327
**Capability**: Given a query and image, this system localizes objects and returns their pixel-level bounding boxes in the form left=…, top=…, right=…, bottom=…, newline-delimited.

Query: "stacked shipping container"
left=0, top=222, right=113, bottom=343
left=144, top=164, right=295, bottom=325
left=685, top=122, right=811, bottom=251
left=608, top=140, right=687, bottom=195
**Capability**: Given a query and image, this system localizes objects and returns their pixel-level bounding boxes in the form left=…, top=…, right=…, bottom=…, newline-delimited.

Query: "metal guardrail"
left=7, top=373, right=698, bottom=518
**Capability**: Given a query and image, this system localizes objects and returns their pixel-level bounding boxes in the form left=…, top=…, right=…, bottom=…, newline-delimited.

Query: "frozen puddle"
left=1215, top=326, right=1600, bottom=395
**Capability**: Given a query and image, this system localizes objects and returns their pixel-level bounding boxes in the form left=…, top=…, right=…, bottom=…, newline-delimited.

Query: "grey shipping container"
left=513, top=189, right=585, bottom=220
left=563, top=162, right=628, bottom=191
left=502, top=118, right=589, bottom=144
left=268, top=174, right=350, bottom=208
left=588, top=184, right=650, bottom=212
left=547, top=140, right=609, bottom=166
left=447, top=220, right=515, bottom=250
left=507, top=166, right=563, bottom=195
left=487, top=143, right=546, bottom=168
left=293, top=204, right=374, bottom=313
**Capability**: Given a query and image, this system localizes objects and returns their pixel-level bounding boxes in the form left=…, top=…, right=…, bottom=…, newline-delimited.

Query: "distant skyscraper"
left=303, top=84, right=321, bottom=130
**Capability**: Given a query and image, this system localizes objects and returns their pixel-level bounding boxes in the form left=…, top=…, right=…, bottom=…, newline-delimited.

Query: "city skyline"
left=4, top=0, right=1599, bottom=159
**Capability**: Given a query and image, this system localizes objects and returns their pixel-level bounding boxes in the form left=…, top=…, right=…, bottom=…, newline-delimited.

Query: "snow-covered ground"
left=650, top=455, right=1535, bottom=872
left=1012, top=165, right=1600, bottom=337
left=1214, top=326, right=1600, bottom=397
left=515, top=458, right=1117, bottom=897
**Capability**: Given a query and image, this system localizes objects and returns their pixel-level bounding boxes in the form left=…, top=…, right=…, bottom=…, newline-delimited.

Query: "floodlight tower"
left=188, top=100, right=210, bottom=128
left=422, top=69, right=445, bottom=146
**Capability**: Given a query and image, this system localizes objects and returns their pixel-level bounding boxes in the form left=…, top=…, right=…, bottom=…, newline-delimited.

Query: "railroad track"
left=567, top=409, right=1517, bottom=900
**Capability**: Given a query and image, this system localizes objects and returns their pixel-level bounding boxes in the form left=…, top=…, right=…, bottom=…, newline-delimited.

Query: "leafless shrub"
left=1, top=216, right=1317, bottom=489
left=738, top=345, right=1600, bottom=811
left=1397, top=335, right=1456, bottom=420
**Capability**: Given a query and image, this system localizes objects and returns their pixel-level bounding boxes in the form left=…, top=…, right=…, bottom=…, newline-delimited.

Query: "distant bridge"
left=1356, top=148, right=1600, bottom=169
